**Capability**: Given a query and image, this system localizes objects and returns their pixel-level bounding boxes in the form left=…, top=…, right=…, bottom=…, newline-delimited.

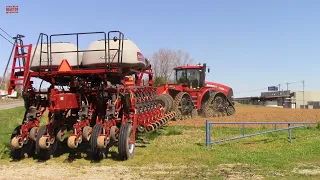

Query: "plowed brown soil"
left=169, top=106, right=320, bottom=128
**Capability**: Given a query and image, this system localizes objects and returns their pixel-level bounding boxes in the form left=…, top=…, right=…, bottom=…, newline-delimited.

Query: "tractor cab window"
left=175, top=69, right=202, bottom=88
left=187, top=69, right=201, bottom=89
left=176, top=70, right=188, bottom=84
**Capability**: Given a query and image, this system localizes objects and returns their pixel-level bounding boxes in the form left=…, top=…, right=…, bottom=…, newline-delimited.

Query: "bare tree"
left=0, top=70, right=11, bottom=90
left=150, top=48, right=193, bottom=83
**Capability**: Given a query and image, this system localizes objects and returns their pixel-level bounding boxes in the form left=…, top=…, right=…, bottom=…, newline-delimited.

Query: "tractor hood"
left=205, top=81, right=232, bottom=95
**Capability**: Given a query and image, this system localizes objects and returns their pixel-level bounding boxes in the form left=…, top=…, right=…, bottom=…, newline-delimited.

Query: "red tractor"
left=155, top=63, right=235, bottom=120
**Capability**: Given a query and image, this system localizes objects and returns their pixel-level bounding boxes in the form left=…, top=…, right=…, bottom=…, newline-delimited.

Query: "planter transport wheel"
left=118, top=123, right=135, bottom=160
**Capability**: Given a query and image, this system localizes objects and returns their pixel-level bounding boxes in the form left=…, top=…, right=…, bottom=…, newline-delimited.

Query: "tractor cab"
left=174, top=63, right=209, bottom=89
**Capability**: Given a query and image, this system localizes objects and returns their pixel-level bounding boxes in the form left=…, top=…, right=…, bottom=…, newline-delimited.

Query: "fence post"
left=206, top=120, right=210, bottom=147
left=288, top=123, right=292, bottom=144
left=242, top=123, right=245, bottom=136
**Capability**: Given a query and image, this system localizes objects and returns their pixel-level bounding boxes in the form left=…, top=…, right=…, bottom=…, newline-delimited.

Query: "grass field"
left=0, top=106, right=320, bottom=179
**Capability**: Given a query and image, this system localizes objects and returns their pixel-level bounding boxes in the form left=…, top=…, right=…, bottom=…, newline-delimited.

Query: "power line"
left=0, top=27, right=14, bottom=45
left=0, top=33, right=14, bottom=45
left=236, top=80, right=304, bottom=94
left=237, top=88, right=268, bottom=93
left=0, top=27, right=13, bottom=39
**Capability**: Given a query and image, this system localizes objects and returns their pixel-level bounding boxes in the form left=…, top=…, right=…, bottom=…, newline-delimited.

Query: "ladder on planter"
left=0, top=34, right=32, bottom=95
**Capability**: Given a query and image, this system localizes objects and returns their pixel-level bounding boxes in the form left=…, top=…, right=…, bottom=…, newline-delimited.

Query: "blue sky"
left=0, top=0, right=319, bottom=97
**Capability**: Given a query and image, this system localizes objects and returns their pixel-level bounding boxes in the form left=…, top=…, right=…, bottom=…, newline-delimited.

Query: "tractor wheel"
left=162, top=94, right=174, bottom=111
left=118, top=123, right=135, bottom=160
left=153, top=95, right=170, bottom=113
left=36, top=125, right=58, bottom=161
left=172, top=92, right=194, bottom=119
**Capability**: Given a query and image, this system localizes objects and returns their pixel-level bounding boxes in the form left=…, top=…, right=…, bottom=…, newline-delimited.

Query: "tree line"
left=148, top=48, right=193, bottom=85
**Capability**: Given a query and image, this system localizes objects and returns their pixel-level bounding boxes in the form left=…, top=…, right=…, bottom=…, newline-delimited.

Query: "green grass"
left=1, top=107, right=320, bottom=179
left=129, top=125, right=320, bottom=179
left=0, top=107, right=25, bottom=159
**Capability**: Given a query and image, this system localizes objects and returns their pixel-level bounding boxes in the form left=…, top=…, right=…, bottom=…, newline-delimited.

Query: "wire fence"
left=205, top=120, right=317, bottom=147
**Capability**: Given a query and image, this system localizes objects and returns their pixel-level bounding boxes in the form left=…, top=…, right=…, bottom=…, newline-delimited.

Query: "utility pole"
left=278, top=84, right=281, bottom=107
left=302, top=80, right=305, bottom=109
left=286, top=83, right=289, bottom=91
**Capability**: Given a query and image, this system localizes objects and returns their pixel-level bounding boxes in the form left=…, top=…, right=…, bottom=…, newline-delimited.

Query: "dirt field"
left=169, top=106, right=320, bottom=127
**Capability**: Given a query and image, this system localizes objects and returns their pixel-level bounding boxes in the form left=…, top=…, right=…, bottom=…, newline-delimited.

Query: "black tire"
left=36, top=125, right=58, bottom=161
left=162, top=94, right=174, bottom=111
left=153, top=95, right=170, bottom=113
left=90, top=124, right=104, bottom=160
left=118, top=123, right=135, bottom=160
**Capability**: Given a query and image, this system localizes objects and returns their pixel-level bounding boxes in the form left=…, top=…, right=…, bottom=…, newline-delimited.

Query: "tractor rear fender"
left=167, top=89, right=181, bottom=100
left=155, top=83, right=183, bottom=96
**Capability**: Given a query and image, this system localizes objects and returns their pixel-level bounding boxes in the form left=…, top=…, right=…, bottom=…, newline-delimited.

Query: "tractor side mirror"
left=208, top=68, right=210, bottom=73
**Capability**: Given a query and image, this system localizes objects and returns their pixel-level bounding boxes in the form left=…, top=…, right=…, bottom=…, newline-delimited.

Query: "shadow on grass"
left=21, top=130, right=162, bottom=163
left=2, top=125, right=188, bottom=163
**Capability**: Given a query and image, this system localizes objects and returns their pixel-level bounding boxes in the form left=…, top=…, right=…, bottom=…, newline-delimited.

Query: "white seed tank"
left=29, top=42, right=83, bottom=71
left=81, top=39, right=146, bottom=69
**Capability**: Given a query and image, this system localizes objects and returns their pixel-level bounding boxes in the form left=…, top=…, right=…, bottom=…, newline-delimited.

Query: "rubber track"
left=172, top=92, right=193, bottom=120
left=226, top=96, right=236, bottom=116
left=203, top=91, right=218, bottom=117
left=203, top=91, right=236, bottom=117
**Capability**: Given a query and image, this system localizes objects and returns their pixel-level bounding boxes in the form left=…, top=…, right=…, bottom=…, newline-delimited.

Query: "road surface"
left=0, top=101, right=24, bottom=110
